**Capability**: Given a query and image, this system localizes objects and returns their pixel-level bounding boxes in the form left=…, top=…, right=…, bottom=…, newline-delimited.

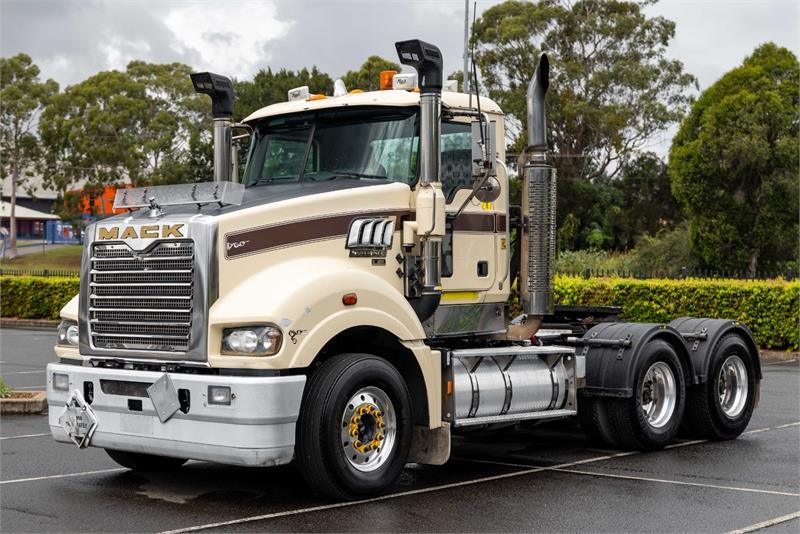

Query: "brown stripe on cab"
left=225, top=210, right=410, bottom=259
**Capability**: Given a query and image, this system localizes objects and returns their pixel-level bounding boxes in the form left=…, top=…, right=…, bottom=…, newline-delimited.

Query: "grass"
left=0, top=378, right=14, bottom=398
left=0, top=245, right=82, bottom=272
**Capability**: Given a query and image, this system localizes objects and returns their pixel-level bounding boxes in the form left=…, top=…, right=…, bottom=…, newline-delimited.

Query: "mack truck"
left=47, top=39, right=761, bottom=500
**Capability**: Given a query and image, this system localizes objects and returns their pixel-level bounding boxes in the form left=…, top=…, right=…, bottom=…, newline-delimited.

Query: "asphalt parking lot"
left=1, top=326, right=798, bottom=533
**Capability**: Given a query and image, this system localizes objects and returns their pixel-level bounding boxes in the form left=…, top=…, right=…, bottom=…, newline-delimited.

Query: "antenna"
left=463, top=0, right=470, bottom=94
left=470, top=2, right=485, bottom=152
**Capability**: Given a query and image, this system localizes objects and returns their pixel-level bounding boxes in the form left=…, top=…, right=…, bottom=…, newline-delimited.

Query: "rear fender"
left=580, top=322, right=694, bottom=398
left=668, top=317, right=761, bottom=383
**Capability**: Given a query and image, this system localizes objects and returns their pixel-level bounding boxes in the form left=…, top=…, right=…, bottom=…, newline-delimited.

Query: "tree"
left=235, top=67, right=333, bottom=121
left=669, top=43, right=799, bottom=275
left=341, top=56, right=401, bottom=92
left=471, top=0, right=696, bottom=233
left=0, top=53, right=58, bottom=258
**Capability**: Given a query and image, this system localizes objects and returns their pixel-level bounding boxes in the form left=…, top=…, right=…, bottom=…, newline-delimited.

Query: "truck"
left=47, top=39, right=761, bottom=500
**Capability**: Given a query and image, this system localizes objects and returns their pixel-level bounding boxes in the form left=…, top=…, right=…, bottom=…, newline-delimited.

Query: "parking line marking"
left=743, top=421, right=800, bottom=435
left=0, top=468, right=126, bottom=485
left=0, top=432, right=50, bottom=441
left=727, top=510, right=800, bottom=533
left=552, top=468, right=800, bottom=498
left=159, top=453, right=633, bottom=534
left=1, top=370, right=45, bottom=375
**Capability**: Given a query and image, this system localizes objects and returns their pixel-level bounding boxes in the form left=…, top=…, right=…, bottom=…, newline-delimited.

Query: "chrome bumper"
left=46, top=363, right=305, bottom=467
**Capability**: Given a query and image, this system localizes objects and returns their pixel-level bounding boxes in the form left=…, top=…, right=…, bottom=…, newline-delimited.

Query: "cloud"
left=163, top=1, right=292, bottom=80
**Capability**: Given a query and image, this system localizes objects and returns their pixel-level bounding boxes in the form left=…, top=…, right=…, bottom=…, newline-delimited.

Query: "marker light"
left=57, top=320, right=79, bottom=346
left=392, top=73, right=418, bottom=91
left=380, top=70, right=398, bottom=90
left=222, top=325, right=282, bottom=356
left=208, top=386, right=232, bottom=405
left=53, top=372, right=69, bottom=391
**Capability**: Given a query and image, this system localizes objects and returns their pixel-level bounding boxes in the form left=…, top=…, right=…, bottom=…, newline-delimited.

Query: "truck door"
left=439, top=120, right=508, bottom=298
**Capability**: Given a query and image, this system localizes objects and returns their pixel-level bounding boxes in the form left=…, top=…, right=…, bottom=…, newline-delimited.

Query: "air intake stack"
left=191, top=72, right=235, bottom=182
left=508, top=53, right=556, bottom=340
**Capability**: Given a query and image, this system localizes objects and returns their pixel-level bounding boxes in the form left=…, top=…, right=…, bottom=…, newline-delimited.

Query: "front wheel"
left=296, top=354, right=412, bottom=500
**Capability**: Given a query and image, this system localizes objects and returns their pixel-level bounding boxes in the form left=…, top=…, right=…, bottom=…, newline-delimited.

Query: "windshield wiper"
left=331, top=171, right=388, bottom=180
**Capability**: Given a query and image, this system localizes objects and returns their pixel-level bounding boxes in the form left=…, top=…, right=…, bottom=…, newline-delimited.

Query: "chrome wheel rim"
left=640, top=361, right=677, bottom=429
left=718, top=355, right=748, bottom=418
left=340, top=386, right=396, bottom=472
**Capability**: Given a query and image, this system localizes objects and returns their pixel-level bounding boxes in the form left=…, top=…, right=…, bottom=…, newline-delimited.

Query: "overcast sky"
left=1, top=0, right=798, bottom=153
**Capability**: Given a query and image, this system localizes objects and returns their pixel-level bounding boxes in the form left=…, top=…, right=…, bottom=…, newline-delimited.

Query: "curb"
left=1, top=318, right=59, bottom=330
left=760, top=350, right=799, bottom=364
left=0, top=391, right=46, bottom=414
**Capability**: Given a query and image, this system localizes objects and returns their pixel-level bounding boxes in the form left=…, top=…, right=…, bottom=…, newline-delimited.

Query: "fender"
left=668, top=317, right=761, bottom=383
left=580, top=322, right=694, bottom=398
left=208, top=256, right=427, bottom=369
left=60, top=294, right=79, bottom=322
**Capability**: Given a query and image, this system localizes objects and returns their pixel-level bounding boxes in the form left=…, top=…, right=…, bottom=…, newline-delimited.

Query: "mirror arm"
left=451, top=164, right=493, bottom=220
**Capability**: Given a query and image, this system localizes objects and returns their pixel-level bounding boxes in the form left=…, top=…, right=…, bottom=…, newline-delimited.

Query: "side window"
left=441, top=122, right=473, bottom=200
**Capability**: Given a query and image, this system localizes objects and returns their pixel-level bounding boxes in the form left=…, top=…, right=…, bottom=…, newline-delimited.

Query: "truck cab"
left=47, top=39, right=760, bottom=500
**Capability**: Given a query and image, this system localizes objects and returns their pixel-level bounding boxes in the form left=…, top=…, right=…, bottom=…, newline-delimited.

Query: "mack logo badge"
left=227, top=239, right=250, bottom=251
left=97, top=224, right=185, bottom=240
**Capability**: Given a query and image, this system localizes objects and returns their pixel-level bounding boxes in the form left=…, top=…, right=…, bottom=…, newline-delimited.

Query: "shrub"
left=1, top=276, right=79, bottom=320
left=555, top=276, right=800, bottom=349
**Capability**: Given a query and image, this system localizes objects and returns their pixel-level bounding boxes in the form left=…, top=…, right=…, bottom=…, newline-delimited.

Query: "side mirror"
left=471, top=119, right=496, bottom=178
left=471, top=119, right=501, bottom=203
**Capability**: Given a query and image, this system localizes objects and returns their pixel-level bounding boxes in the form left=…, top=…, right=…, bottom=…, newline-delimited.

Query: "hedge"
left=555, top=276, right=799, bottom=350
left=1, top=275, right=798, bottom=349
left=1, top=276, right=80, bottom=320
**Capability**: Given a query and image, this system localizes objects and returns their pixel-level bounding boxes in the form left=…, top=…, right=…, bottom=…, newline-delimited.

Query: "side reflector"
left=342, top=293, right=358, bottom=306
left=380, top=70, right=398, bottom=90
left=447, top=380, right=453, bottom=396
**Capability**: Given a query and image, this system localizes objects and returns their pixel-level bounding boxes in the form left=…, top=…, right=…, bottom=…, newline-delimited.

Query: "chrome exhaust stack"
left=191, top=72, right=235, bottom=182
left=508, top=53, right=556, bottom=340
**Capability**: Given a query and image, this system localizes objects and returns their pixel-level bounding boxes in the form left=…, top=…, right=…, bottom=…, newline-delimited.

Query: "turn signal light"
left=380, top=70, right=397, bottom=90
left=342, top=293, right=358, bottom=306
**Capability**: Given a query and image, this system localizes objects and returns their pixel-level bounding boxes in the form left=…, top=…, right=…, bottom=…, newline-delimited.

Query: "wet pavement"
left=2, top=327, right=798, bottom=533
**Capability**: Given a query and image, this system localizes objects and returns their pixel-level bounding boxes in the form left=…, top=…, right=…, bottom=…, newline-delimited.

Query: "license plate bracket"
left=147, top=373, right=180, bottom=423
left=58, top=390, right=98, bottom=448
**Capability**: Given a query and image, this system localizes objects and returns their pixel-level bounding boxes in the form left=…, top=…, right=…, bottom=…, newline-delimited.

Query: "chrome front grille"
left=89, top=241, right=194, bottom=353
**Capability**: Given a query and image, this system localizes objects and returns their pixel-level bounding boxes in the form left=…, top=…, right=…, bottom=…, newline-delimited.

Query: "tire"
left=296, top=354, right=413, bottom=500
left=684, top=334, right=757, bottom=440
left=105, top=449, right=187, bottom=471
left=578, top=395, right=618, bottom=448
left=606, top=339, right=686, bottom=451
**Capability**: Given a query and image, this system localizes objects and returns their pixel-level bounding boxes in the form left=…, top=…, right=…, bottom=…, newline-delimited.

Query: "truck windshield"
left=243, top=107, right=419, bottom=187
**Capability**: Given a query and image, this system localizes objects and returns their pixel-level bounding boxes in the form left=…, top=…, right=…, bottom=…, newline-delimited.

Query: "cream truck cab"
left=47, top=40, right=761, bottom=499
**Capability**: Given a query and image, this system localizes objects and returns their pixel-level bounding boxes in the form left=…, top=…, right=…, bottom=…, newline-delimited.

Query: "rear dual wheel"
left=684, top=334, right=757, bottom=440
left=296, top=354, right=412, bottom=500
left=580, top=340, right=686, bottom=451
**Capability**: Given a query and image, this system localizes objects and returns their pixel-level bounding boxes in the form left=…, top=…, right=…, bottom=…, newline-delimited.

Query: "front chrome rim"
left=341, top=386, right=397, bottom=473
left=640, top=361, right=677, bottom=429
left=718, top=355, right=748, bottom=418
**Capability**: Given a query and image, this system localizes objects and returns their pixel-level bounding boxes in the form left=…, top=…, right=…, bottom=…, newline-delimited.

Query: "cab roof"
left=242, top=90, right=504, bottom=123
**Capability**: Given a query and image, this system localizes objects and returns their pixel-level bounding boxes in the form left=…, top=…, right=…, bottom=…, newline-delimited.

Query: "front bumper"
left=46, top=363, right=305, bottom=467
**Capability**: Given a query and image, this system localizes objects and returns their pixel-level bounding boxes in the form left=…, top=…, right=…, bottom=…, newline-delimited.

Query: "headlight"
left=221, top=325, right=282, bottom=356
left=57, top=320, right=79, bottom=346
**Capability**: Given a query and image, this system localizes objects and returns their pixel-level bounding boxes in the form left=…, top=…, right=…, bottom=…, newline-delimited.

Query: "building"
left=0, top=201, right=59, bottom=240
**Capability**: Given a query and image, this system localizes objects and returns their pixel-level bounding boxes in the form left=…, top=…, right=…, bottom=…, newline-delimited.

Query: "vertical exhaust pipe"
left=396, top=39, right=445, bottom=321
left=191, top=72, right=235, bottom=182
left=508, top=53, right=556, bottom=340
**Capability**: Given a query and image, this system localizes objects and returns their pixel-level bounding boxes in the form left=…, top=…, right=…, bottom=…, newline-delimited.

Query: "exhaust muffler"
left=507, top=53, right=556, bottom=340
